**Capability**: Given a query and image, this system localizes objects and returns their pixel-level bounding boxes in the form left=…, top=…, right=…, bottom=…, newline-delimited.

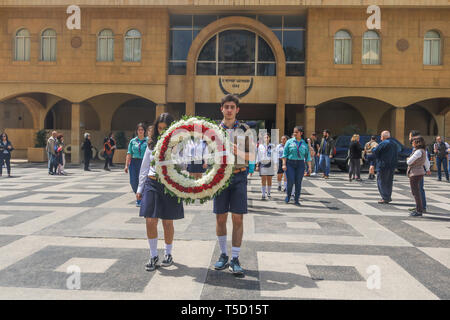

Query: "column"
left=304, top=106, right=316, bottom=138
left=155, top=104, right=166, bottom=119
left=276, top=102, right=285, bottom=136
left=393, top=107, right=405, bottom=144
left=71, top=103, right=81, bottom=164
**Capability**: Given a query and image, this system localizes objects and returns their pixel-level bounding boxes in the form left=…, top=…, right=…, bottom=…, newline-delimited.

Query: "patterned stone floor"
left=0, top=162, right=449, bottom=300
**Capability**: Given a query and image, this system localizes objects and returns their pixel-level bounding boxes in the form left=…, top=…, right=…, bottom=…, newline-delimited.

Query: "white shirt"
left=276, top=143, right=285, bottom=160
left=407, top=149, right=430, bottom=171
left=256, top=143, right=277, bottom=166
left=137, top=147, right=156, bottom=194
left=185, top=139, right=208, bottom=162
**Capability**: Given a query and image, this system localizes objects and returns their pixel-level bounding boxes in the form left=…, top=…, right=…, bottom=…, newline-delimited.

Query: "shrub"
left=115, top=131, right=127, bottom=149
left=35, top=129, right=48, bottom=147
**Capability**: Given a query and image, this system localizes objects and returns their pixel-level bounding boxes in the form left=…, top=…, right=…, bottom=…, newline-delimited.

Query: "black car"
left=332, top=135, right=412, bottom=173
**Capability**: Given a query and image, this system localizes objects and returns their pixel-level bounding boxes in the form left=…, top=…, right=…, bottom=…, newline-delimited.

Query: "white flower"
left=154, top=117, right=234, bottom=201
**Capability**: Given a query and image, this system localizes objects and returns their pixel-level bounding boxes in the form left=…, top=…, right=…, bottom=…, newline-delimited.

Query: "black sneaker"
left=409, top=210, right=423, bottom=217
left=145, top=256, right=159, bottom=271
left=161, top=254, right=173, bottom=267
left=278, top=186, right=282, bottom=191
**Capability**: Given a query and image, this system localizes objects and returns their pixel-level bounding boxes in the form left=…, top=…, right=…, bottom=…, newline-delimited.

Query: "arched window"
left=124, top=29, right=141, bottom=62
left=334, top=30, right=352, bottom=64
left=196, top=30, right=276, bottom=76
left=362, top=30, right=380, bottom=64
left=424, top=30, right=441, bottom=65
left=15, top=28, right=30, bottom=61
left=41, top=28, right=56, bottom=61
left=97, top=29, right=114, bottom=61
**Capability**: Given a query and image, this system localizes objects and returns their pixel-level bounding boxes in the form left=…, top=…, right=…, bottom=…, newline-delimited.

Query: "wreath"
left=153, top=116, right=235, bottom=204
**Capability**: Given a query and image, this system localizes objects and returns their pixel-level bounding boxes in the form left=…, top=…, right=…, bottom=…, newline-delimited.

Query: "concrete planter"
left=112, top=149, right=127, bottom=164
left=27, top=147, right=47, bottom=162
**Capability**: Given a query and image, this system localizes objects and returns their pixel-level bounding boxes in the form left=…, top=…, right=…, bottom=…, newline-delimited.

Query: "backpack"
left=104, top=140, right=112, bottom=155
left=435, top=142, right=448, bottom=158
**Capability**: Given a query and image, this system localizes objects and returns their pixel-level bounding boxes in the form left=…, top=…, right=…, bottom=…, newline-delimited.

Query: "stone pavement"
left=0, top=163, right=449, bottom=300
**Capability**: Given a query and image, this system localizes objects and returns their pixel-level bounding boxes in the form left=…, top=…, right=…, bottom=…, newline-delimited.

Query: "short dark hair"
left=323, top=129, right=330, bottom=134
left=136, top=122, right=146, bottom=134
left=410, top=130, right=420, bottom=137
left=371, top=135, right=377, bottom=141
left=295, top=126, right=305, bottom=133
left=221, top=94, right=239, bottom=107
left=412, top=136, right=426, bottom=150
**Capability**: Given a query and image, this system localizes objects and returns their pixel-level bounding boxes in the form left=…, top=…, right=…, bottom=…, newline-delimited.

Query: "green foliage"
left=34, top=129, right=48, bottom=147
left=115, top=131, right=127, bottom=149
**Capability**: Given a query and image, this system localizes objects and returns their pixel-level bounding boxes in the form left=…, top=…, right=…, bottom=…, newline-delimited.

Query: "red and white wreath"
left=154, top=116, right=235, bottom=204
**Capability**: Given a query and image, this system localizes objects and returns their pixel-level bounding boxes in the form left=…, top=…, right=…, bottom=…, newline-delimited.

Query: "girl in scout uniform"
left=276, top=135, right=289, bottom=191
left=136, top=113, right=184, bottom=271
left=282, top=126, right=312, bottom=205
left=125, top=123, right=148, bottom=207
left=255, top=133, right=277, bottom=200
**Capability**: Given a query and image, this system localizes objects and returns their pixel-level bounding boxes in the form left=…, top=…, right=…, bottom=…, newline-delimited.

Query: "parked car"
left=332, top=135, right=412, bottom=173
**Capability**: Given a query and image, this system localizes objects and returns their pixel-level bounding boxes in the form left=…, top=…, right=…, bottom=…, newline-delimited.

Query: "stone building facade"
left=0, top=1, right=449, bottom=162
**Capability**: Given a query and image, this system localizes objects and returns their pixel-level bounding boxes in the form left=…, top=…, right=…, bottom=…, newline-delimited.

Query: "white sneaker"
left=311, top=172, right=317, bottom=176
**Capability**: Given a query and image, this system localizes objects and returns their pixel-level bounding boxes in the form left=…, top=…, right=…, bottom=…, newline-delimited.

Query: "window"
left=334, top=30, right=352, bottom=64
left=124, top=29, right=141, bottom=62
left=197, top=30, right=276, bottom=76
left=259, top=15, right=305, bottom=76
left=424, top=30, right=441, bottom=65
left=97, top=29, right=114, bottom=61
left=169, top=14, right=306, bottom=76
left=40, top=29, right=56, bottom=61
left=15, top=28, right=30, bottom=61
left=362, top=30, right=380, bottom=64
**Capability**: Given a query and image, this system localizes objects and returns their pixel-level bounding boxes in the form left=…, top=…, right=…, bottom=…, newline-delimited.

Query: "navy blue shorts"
left=277, top=159, right=284, bottom=174
left=213, top=170, right=248, bottom=214
left=139, top=177, right=184, bottom=220
left=187, top=162, right=206, bottom=173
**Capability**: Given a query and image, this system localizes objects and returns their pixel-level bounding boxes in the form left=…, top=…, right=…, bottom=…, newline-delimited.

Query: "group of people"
left=46, top=130, right=66, bottom=175
left=0, top=132, right=14, bottom=177
left=81, top=132, right=117, bottom=172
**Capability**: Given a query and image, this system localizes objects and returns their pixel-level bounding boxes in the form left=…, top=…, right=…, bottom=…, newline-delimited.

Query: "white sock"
left=278, top=181, right=282, bottom=187
left=148, top=238, right=158, bottom=258
left=218, top=235, right=227, bottom=255
left=262, top=186, right=266, bottom=196
left=231, top=246, right=240, bottom=259
left=165, top=243, right=172, bottom=256
left=268, top=186, right=271, bottom=194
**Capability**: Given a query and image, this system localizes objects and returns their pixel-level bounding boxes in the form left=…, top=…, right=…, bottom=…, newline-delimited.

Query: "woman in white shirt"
left=255, top=133, right=277, bottom=200
left=136, top=113, right=184, bottom=271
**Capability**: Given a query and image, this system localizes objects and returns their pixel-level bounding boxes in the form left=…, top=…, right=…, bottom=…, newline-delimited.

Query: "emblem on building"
left=219, top=77, right=254, bottom=98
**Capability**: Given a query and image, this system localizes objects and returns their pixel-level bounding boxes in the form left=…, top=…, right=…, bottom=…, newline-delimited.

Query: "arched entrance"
left=316, top=101, right=368, bottom=136
left=186, top=16, right=286, bottom=133
left=111, top=98, right=156, bottom=131
left=0, top=98, right=34, bottom=129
